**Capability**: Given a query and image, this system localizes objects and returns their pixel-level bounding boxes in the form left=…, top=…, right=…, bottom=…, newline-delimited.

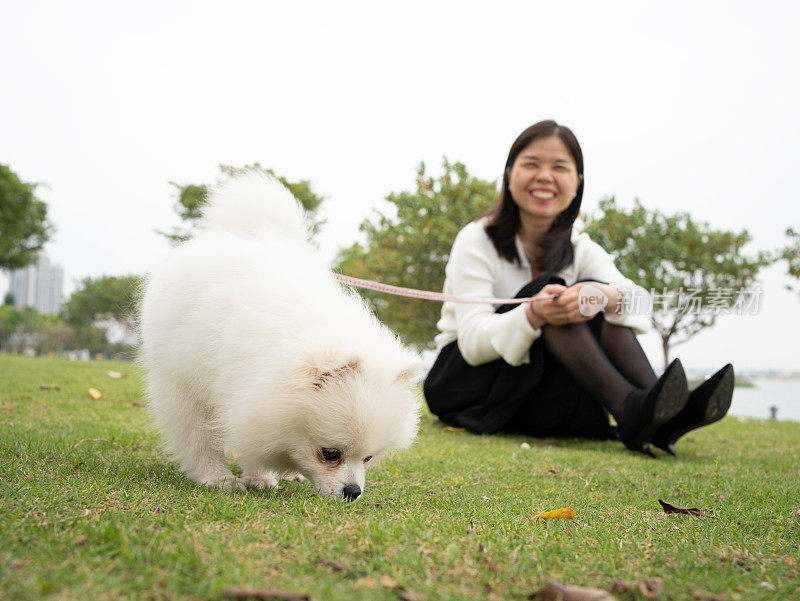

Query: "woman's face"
left=508, top=135, right=581, bottom=229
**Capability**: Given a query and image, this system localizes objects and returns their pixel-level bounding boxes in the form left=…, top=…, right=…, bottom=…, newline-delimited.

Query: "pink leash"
left=332, top=273, right=560, bottom=305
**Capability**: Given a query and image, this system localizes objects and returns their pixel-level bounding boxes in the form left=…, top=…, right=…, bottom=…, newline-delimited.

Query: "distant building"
left=8, top=253, right=64, bottom=314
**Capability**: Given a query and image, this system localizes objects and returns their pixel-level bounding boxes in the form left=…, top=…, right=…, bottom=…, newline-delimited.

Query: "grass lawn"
left=1, top=354, right=798, bottom=601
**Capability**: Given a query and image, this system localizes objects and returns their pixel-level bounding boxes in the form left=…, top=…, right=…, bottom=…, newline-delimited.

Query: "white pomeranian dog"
left=139, top=173, right=422, bottom=501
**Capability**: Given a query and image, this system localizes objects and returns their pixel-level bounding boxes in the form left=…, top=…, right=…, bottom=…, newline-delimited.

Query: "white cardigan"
left=433, top=219, right=652, bottom=367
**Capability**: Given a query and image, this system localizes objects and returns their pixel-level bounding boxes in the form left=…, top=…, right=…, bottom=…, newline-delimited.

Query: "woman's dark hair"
left=484, top=120, right=584, bottom=273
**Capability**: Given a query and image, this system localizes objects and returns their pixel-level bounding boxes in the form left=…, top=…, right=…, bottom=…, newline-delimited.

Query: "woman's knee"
left=541, top=321, right=593, bottom=337
left=598, top=319, right=636, bottom=338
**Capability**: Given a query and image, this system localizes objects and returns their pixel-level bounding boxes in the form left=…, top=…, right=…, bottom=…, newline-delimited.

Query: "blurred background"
left=1, top=0, right=798, bottom=419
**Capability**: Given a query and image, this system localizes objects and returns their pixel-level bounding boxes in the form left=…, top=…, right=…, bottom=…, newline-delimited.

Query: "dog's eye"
left=364, top=456, right=373, bottom=463
left=321, top=448, right=341, bottom=462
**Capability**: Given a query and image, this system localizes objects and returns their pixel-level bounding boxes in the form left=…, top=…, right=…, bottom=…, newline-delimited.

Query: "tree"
left=60, top=275, right=144, bottom=335
left=583, top=197, right=772, bottom=368
left=779, top=227, right=800, bottom=296
left=0, top=164, right=54, bottom=270
left=0, top=305, right=65, bottom=352
left=158, top=163, right=326, bottom=244
left=335, top=159, right=497, bottom=348
left=0, top=304, right=116, bottom=356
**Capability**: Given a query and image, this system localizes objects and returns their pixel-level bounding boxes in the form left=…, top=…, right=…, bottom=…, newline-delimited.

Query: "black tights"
left=541, top=320, right=657, bottom=422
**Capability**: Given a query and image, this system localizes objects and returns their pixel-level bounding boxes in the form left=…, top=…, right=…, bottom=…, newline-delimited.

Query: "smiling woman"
left=507, top=135, right=581, bottom=240
left=423, top=120, right=736, bottom=458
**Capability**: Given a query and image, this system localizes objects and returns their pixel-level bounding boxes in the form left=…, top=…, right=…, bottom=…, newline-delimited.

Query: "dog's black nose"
left=342, top=484, right=361, bottom=501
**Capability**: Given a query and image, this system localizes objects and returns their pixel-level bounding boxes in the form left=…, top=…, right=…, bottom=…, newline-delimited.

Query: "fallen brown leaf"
left=483, top=585, right=503, bottom=601
left=445, top=426, right=465, bottom=433
left=658, top=499, right=716, bottom=518
left=72, top=534, right=89, bottom=546
left=480, top=555, right=501, bottom=572
left=220, top=586, right=310, bottom=601
left=399, top=589, right=424, bottom=601
left=319, top=559, right=355, bottom=573
left=379, top=575, right=399, bottom=588
left=611, top=577, right=663, bottom=599
left=529, top=580, right=617, bottom=600
left=688, top=584, right=727, bottom=601
left=715, top=552, right=751, bottom=571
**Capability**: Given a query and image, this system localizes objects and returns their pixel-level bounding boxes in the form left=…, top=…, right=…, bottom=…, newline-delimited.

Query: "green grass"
left=1, top=354, right=798, bottom=601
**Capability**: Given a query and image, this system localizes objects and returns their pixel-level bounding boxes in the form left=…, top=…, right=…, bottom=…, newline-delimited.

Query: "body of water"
left=729, top=378, right=800, bottom=422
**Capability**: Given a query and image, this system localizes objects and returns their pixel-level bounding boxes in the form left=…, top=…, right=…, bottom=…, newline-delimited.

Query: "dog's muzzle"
left=342, top=484, right=361, bottom=501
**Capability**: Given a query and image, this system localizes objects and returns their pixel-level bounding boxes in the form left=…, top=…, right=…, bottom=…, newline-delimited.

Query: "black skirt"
left=423, top=274, right=616, bottom=439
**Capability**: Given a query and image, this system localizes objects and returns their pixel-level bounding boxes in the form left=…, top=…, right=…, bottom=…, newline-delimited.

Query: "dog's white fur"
left=139, top=173, right=421, bottom=499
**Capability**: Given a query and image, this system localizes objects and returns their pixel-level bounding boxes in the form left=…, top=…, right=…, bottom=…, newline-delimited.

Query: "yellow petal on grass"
left=532, top=507, right=575, bottom=519
left=88, top=388, right=102, bottom=400
left=444, top=426, right=465, bottom=433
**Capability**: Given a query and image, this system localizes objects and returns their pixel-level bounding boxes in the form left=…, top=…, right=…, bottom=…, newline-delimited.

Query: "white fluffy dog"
left=139, top=173, right=422, bottom=500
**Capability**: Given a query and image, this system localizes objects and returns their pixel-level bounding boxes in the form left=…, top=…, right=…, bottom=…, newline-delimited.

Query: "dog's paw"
left=200, top=475, right=247, bottom=492
left=283, top=473, right=306, bottom=482
left=242, top=473, right=279, bottom=491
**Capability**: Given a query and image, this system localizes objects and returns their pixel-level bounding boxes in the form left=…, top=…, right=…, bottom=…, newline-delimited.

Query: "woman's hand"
left=528, top=282, right=610, bottom=326
left=525, top=283, right=566, bottom=328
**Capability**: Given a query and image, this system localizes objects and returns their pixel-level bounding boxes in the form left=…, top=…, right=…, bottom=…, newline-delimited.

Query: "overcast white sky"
left=2, top=0, right=799, bottom=372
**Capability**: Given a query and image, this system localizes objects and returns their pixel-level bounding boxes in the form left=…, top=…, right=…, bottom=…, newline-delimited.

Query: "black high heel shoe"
left=651, top=364, right=734, bottom=456
left=617, top=358, right=689, bottom=458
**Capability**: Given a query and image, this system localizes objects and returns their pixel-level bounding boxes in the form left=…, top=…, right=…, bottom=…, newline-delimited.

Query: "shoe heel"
left=652, top=364, right=735, bottom=454
left=654, top=361, right=689, bottom=424
left=703, top=367, right=734, bottom=424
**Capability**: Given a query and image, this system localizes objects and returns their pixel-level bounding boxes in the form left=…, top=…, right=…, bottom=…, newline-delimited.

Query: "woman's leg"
left=598, top=322, right=658, bottom=389
left=540, top=322, right=635, bottom=423
left=541, top=320, right=688, bottom=455
left=595, top=323, right=734, bottom=456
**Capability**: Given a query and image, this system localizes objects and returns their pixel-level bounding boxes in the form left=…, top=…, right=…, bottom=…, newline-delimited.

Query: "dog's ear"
left=307, top=358, right=361, bottom=390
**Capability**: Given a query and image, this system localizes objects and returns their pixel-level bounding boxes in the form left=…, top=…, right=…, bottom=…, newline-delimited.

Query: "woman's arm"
left=571, top=235, right=652, bottom=333
left=447, top=225, right=544, bottom=366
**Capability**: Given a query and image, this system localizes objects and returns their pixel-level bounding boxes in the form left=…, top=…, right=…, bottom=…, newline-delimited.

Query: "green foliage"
left=1, top=354, right=799, bottom=600
left=1, top=276, right=141, bottom=357
left=158, top=163, right=326, bottom=244
left=0, top=305, right=62, bottom=330
left=779, top=227, right=800, bottom=296
left=0, top=305, right=112, bottom=356
left=0, top=164, right=54, bottom=270
left=583, top=197, right=772, bottom=367
left=335, top=159, right=497, bottom=348
left=60, top=275, right=143, bottom=332
left=0, top=305, right=61, bottom=348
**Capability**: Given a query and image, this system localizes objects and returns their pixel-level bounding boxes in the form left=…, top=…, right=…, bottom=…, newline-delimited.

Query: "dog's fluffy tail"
left=199, top=172, right=309, bottom=240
